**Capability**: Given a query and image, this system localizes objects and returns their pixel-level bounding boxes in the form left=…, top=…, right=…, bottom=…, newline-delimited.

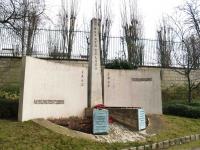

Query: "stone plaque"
left=34, top=100, right=64, bottom=104
left=93, top=109, right=109, bottom=134
left=138, top=109, right=146, bottom=130
left=132, top=78, right=152, bottom=81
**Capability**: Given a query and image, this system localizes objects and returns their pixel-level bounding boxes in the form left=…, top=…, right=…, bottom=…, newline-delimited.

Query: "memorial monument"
left=18, top=18, right=162, bottom=133
left=88, top=18, right=103, bottom=107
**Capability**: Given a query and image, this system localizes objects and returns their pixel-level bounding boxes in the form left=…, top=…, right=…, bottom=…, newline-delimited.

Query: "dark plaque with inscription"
left=93, top=109, right=109, bottom=135
left=34, top=100, right=64, bottom=104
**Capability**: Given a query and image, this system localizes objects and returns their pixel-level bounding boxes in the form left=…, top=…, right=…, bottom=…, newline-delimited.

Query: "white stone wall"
left=18, top=57, right=88, bottom=121
left=0, top=57, right=22, bottom=88
left=104, top=69, right=162, bottom=114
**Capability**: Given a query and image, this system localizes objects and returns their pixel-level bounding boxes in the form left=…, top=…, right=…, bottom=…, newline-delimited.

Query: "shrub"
left=0, top=99, right=18, bottom=119
left=0, top=86, right=20, bottom=101
left=162, top=85, right=200, bottom=101
left=0, top=86, right=19, bottom=119
left=163, top=102, right=200, bottom=118
left=105, top=59, right=136, bottom=70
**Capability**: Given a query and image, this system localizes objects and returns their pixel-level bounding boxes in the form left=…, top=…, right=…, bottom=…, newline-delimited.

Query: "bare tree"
left=47, top=27, right=59, bottom=58
left=170, top=0, right=200, bottom=103
left=180, top=0, right=200, bottom=68
left=101, top=2, right=112, bottom=64
left=58, top=0, right=78, bottom=59
left=95, top=0, right=112, bottom=64
left=121, top=0, right=144, bottom=67
left=157, top=18, right=174, bottom=67
left=180, top=0, right=200, bottom=38
left=0, top=0, right=45, bottom=56
left=82, top=20, right=90, bottom=60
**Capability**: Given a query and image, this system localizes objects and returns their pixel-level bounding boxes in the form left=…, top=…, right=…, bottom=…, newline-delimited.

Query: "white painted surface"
left=104, top=69, right=162, bottom=114
left=88, top=19, right=103, bottom=107
left=18, top=57, right=88, bottom=121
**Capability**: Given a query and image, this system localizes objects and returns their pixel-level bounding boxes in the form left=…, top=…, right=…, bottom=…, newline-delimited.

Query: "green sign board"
left=93, top=109, right=109, bottom=134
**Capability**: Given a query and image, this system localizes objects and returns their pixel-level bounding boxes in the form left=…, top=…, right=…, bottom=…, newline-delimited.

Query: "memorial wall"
left=18, top=18, right=162, bottom=122
left=104, top=69, right=162, bottom=114
left=18, top=57, right=88, bottom=121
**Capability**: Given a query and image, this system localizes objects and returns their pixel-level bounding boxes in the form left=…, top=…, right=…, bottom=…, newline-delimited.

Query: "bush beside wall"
left=162, top=86, right=200, bottom=101
left=105, top=59, right=136, bottom=70
left=0, top=99, right=18, bottom=119
left=0, top=86, right=19, bottom=119
left=163, top=102, right=200, bottom=118
left=0, top=86, right=19, bottom=101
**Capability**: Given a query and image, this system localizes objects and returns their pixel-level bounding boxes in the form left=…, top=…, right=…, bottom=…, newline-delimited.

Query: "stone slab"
left=104, top=69, right=162, bottom=114
left=18, top=57, right=88, bottom=121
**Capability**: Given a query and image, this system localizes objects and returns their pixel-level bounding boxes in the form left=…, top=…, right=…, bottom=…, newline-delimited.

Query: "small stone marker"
left=138, top=109, right=146, bottom=130
left=175, top=138, right=181, bottom=145
left=151, top=143, right=157, bottom=149
left=181, top=137, right=186, bottom=144
left=137, top=146, right=145, bottom=150
left=185, top=136, right=190, bottom=143
left=169, top=139, right=175, bottom=146
left=196, top=134, right=200, bottom=140
left=144, top=145, right=150, bottom=150
left=93, top=109, right=109, bottom=134
left=163, top=140, right=170, bottom=148
left=158, top=142, right=164, bottom=149
left=191, top=135, right=196, bottom=141
left=129, top=147, right=136, bottom=150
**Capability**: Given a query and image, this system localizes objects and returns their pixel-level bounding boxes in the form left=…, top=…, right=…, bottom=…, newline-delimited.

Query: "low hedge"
left=105, top=59, right=136, bottom=70
left=163, top=102, right=200, bottom=118
left=0, top=99, right=18, bottom=119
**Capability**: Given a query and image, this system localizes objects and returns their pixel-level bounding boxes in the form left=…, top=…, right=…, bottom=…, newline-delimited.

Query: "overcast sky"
left=45, top=0, right=185, bottom=39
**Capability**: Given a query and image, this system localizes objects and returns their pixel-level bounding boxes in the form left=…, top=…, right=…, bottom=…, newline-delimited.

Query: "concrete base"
left=33, top=119, right=95, bottom=140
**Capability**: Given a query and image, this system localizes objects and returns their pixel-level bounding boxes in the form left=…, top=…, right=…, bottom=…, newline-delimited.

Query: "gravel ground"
left=94, top=122, right=149, bottom=143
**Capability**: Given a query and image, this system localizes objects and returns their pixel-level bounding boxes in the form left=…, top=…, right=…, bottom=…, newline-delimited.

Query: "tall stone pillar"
left=88, top=18, right=103, bottom=107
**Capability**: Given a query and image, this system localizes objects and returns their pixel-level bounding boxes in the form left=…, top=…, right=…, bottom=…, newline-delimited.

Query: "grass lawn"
left=167, top=141, right=200, bottom=150
left=0, top=115, right=200, bottom=150
left=147, top=115, right=200, bottom=143
left=0, top=119, right=138, bottom=150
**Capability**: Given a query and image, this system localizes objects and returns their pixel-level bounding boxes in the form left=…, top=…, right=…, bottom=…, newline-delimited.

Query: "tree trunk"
left=187, top=75, right=192, bottom=103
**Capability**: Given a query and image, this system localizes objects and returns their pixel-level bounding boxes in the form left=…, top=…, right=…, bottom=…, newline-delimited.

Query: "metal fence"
left=107, top=37, right=185, bottom=67
left=0, top=27, right=185, bottom=67
left=0, top=27, right=90, bottom=60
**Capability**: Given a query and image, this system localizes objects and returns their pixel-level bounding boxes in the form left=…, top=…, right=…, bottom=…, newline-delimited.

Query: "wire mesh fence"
left=0, top=27, right=186, bottom=67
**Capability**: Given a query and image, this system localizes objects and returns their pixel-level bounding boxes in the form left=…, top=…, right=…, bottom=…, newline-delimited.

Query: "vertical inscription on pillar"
left=81, top=70, right=84, bottom=87
left=93, top=20, right=99, bottom=70
left=107, top=72, right=110, bottom=88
